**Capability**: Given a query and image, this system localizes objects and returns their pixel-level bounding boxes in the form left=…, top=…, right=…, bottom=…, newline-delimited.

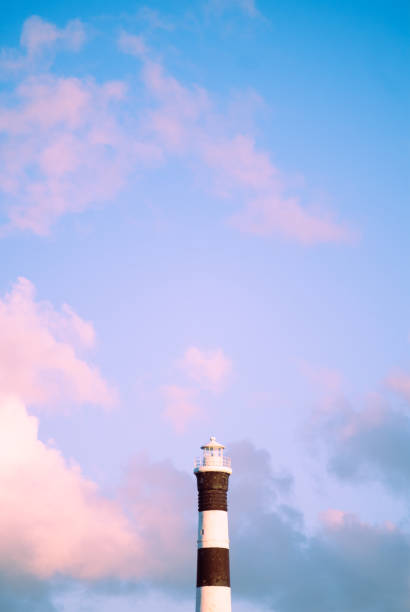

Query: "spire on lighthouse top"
left=194, top=435, right=232, bottom=474
left=201, top=435, right=224, bottom=450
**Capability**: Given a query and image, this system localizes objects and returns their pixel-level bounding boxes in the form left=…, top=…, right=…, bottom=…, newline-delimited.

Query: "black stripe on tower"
left=196, top=548, right=230, bottom=587
left=195, top=471, right=231, bottom=588
left=195, top=471, right=230, bottom=511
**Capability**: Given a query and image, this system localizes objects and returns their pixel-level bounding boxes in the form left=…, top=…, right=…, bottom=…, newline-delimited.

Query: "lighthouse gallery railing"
left=194, top=456, right=231, bottom=468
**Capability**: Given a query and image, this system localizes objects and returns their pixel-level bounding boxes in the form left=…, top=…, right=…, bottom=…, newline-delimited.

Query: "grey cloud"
left=232, top=502, right=410, bottom=611
left=0, top=573, right=57, bottom=611
left=120, top=440, right=410, bottom=611
left=4, top=439, right=410, bottom=611
left=318, top=397, right=410, bottom=496
left=227, top=439, right=410, bottom=611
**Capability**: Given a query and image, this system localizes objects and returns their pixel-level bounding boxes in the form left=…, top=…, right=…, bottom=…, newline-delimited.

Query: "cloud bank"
left=2, top=414, right=410, bottom=611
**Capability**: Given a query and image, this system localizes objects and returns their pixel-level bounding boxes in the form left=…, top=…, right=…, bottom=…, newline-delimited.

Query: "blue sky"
left=0, top=1, right=409, bottom=610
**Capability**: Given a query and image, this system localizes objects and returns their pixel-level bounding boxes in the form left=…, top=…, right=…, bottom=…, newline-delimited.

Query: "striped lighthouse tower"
left=194, top=436, right=232, bottom=612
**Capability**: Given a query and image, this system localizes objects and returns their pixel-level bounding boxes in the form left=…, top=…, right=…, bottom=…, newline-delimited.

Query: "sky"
left=0, top=0, right=409, bottom=610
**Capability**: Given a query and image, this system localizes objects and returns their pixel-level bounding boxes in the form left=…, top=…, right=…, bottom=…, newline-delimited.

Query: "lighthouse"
left=194, top=436, right=232, bottom=612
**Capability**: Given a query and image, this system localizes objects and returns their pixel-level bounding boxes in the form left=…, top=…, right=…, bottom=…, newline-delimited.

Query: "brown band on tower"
left=196, top=547, right=231, bottom=587
left=195, top=471, right=230, bottom=512
left=198, top=489, right=227, bottom=511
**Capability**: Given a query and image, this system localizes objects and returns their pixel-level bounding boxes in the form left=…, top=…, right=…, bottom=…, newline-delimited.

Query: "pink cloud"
left=121, top=454, right=193, bottom=582
left=207, top=0, right=261, bottom=18
left=0, top=277, right=115, bottom=408
left=160, top=347, right=232, bottom=433
left=0, top=74, right=159, bottom=234
left=386, top=371, right=410, bottom=402
left=179, top=346, right=233, bottom=392
left=316, top=394, right=386, bottom=441
left=135, top=46, right=352, bottom=244
left=203, top=133, right=351, bottom=242
left=0, top=16, right=85, bottom=74
left=162, top=384, right=199, bottom=433
left=320, top=508, right=397, bottom=536
left=0, top=395, right=142, bottom=580
left=141, top=59, right=210, bottom=152
left=202, top=134, right=275, bottom=191
left=202, top=134, right=351, bottom=243
left=231, top=194, right=352, bottom=243
left=0, top=21, right=353, bottom=243
left=320, top=508, right=350, bottom=528
left=0, top=395, right=195, bottom=583
left=20, top=16, right=85, bottom=56
left=0, top=76, right=90, bottom=133
left=137, top=7, right=175, bottom=31
left=299, top=360, right=343, bottom=393
left=118, top=31, right=147, bottom=58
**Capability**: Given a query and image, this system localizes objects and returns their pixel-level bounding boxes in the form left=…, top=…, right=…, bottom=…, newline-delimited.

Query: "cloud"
left=0, top=16, right=85, bottom=73
left=202, top=134, right=275, bottom=191
left=316, top=394, right=410, bottom=498
left=137, top=50, right=352, bottom=244
left=161, top=384, right=200, bottom=433
left=137, top=7, right=175, bottom=31
left=118, top=31, right=147, bottom=58
left=161, top=347, right=232, bottom=432
left=178, top=346, right=232, bottom=391
left=0, top=395, right=142, bottom=580
left=387, top=370, right=410, bottom=403
left=206, top=0, right=261, bottom=18
left=0, top=277, right=115, bottom=407
left=0, top=73, right=160, bottom=234
left=120, top=454, right=195, bottom=591
left=140, top=58, right=211, bottom=153
left=237, top=507, right=410, bottom=611
left=229, top=440, right=293, bottom=515
left=231, top=194, right=351, bottom=243
left=228, top=441, right=410, bottom=612
left=237, top=0, right=259, bottom=17
left=299, top=360, right=343, bottom=394
left=0, top=573, right=57, bottom=612
left=0, top=19, right=352, bottom=242
left=20, top=16, right=85, bottom=56
left=2, top=428, right=410, bottom=611
left=0, top=395, right=193, bottom=589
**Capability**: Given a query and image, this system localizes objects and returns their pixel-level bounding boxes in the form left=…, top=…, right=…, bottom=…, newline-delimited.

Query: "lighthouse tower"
left=194, top=436, right=232, bottom=612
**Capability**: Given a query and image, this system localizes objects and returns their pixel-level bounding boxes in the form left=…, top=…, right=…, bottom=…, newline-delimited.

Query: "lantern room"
left=194, top=436, right=232, bottom=473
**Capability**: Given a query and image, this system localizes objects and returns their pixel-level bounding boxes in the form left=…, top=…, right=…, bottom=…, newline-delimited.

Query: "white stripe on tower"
left=198, top=510, right=229, bottom=549
left=194, top=436, right=232, bottom=612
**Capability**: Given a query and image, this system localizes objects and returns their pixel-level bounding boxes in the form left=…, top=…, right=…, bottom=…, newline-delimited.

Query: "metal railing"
left=194, top=456, right=231, bottom=468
